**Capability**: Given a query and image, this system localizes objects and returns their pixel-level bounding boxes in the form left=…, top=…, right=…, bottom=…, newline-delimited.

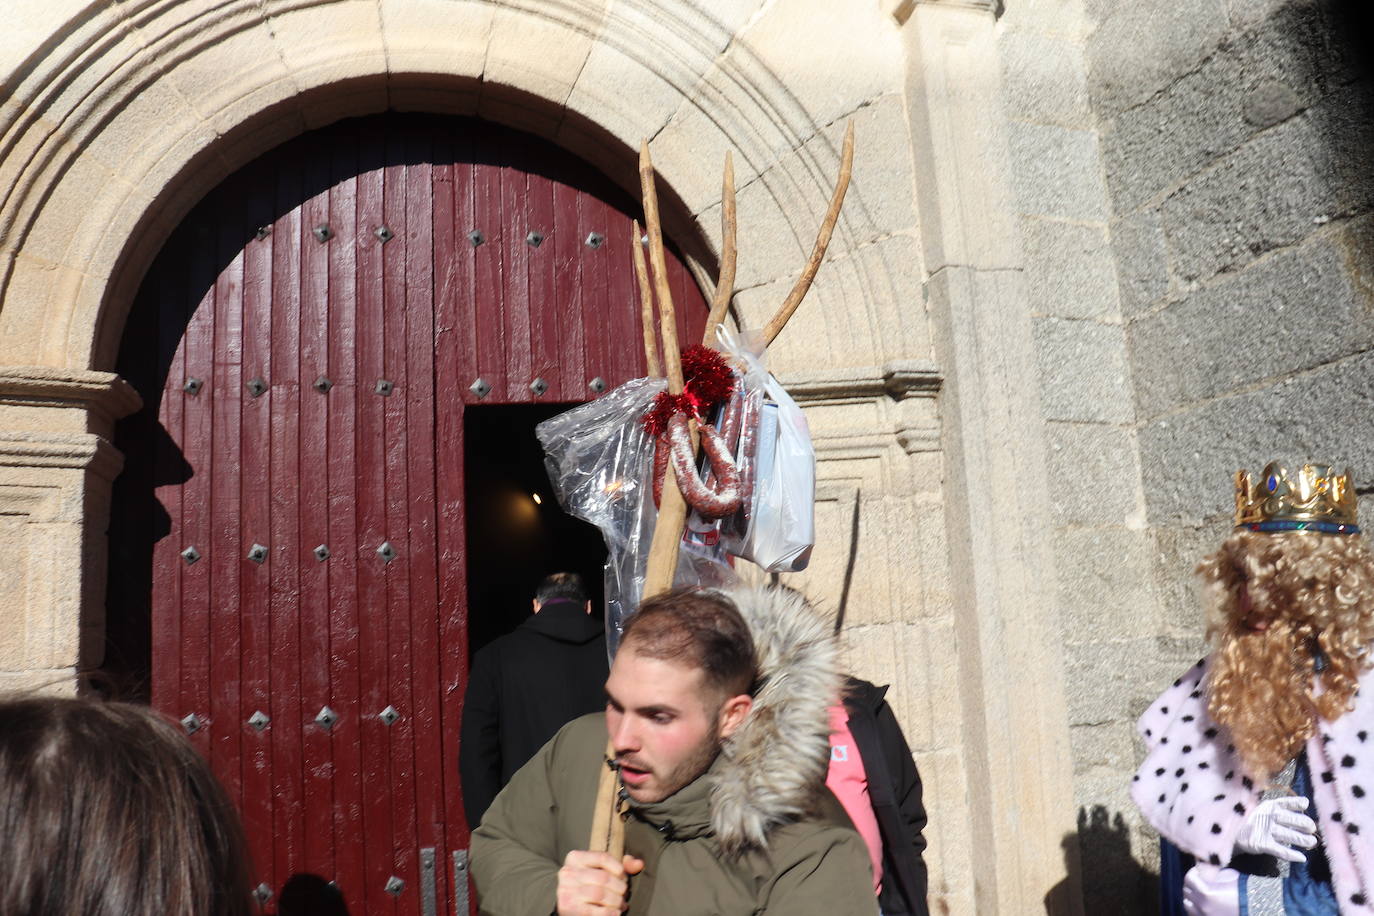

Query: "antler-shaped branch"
left=590, top=142, right=692, bottom=860
left=702, top=151, right=737, bottom=347
left=592, top=129, right=854, bottom=859
left=762, top=121, right=854, bottom=345
left=632, top=219, right=662, bottom=377
left=639, top=140, right=692, bottom=604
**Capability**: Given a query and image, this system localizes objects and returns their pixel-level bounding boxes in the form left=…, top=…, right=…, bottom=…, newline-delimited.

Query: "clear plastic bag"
left=536, top=377, right=734, bottom=656
left=715, top=328, right=815, bottom=572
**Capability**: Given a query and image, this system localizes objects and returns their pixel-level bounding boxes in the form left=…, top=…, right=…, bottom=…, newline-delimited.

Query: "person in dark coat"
left=459, top=572, right=607, bottom=827
left=837, top=676, right=930, bottom=916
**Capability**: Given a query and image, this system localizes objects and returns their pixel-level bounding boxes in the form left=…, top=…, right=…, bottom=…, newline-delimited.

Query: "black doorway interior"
left=464, top=403, right=608, bottom=655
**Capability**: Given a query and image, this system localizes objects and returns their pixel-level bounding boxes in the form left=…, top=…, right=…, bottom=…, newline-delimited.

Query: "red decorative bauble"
left=640, top=345, right=736, bottom=437
left=679, top=345, right=735, bottom=418
left=641, top=391, right=687, bottom=437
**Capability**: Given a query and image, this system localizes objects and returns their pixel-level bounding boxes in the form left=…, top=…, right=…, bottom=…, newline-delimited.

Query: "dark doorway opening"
left=463, top=403, right=607, bottom=656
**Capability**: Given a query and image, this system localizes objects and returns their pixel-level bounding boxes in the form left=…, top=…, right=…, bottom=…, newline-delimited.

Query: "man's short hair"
left=619, top=588, right=757, bottom=698
left=535, top=572, right=588, bottom=606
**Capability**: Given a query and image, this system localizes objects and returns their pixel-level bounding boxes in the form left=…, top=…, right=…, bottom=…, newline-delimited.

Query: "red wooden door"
left=111, top=114, right=708, bottom=916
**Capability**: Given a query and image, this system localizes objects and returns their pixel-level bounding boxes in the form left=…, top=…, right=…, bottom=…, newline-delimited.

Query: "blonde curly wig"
left=1199, top=530, right=1374, bottom=780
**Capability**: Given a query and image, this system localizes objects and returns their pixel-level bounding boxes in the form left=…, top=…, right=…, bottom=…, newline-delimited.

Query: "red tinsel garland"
left=641, top=345, right=735, bottom=436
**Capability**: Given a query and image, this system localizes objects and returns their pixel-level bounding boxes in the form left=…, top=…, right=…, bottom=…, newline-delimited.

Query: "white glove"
left=1233, top=796, right=1318, bottom=863
left=1182, top=863, right=1240, bottom=916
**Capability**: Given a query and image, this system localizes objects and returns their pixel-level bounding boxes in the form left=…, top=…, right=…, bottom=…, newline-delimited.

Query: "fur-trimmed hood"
left=707, top=584, right=842, bottom=855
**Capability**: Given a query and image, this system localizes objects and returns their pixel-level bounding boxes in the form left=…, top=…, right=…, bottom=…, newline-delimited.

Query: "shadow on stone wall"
left=1308, top=0, right=1374, bottom=263
left=1046, top=806, right=1157, bottom=915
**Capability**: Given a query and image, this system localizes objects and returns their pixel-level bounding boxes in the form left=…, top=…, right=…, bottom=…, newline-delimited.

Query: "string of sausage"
left=667, top=415, right=741, bottom=518
left=650, top=377, right=753, bottom=519
left=652, top=421, right=739, bottom=517
left=698, top=383, right=746, bottom=503
left=722, top=389, right=760, bottom=539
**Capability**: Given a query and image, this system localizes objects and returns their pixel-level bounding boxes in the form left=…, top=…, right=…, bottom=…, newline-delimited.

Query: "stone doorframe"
left=0, top=0, right=1082, bottom=910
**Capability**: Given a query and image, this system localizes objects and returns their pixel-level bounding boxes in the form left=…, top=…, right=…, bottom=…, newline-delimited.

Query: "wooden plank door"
left=111, top=114, right=709, bottom=916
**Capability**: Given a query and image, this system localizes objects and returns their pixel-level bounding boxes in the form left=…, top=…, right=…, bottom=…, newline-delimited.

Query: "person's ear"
left=717, top=694, right=753, bottom=740
left=531, top=598, right=540, bottom=614
left=584, top=600, right=593, bottom=615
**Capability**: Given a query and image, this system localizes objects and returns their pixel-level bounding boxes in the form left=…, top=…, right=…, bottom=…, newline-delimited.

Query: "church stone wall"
left=970, top=0, right=1165, bottom=907
left=1074, top=0, right=1374, bottom=908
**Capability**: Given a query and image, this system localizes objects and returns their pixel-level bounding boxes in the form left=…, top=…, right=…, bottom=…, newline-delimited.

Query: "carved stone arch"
left=0, top=0, right=908, bottom=375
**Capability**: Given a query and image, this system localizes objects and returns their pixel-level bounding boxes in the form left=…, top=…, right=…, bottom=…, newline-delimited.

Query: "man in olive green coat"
left=471, top=585, right=879, bottom=916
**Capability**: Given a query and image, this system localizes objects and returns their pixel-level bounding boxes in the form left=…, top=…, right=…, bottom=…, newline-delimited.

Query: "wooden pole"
left=702, top=152, right=737, bottom=347
left=586, top=128, right=851, bottom=878
left=588, top=753, right=620, bottom=852
left=639, top=140, right=691, bottom=602
left=587, top=142, right=691, bottom=860
left=762, top=121, right=854, bottom=345
left=631, top=219, right=662, bottom=377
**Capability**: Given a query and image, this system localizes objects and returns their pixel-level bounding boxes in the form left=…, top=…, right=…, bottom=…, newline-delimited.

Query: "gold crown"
left=1233, top=462, right=1359, bottom=534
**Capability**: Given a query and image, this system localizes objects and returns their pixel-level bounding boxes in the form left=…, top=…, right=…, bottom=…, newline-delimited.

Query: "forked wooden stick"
left=587, top=142, right=692, bottom=860
left=702, top=152, right=737, bottom=347
left=588, top=754, right=621, bottom=852
left=632, top=219, right=662, bottom=377
left=639, top=138, right=691, bottom=602
left=589, top=126, right=853, bottom=863
left=762, top=121, right=854, bottom=345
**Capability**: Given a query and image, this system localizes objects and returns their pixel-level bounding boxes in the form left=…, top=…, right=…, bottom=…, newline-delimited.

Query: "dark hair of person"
left=0, top=696, right=253, bottom=916
left=620, top=587, right=757, bottom=697
left=535, top=571, right=588, bottom=606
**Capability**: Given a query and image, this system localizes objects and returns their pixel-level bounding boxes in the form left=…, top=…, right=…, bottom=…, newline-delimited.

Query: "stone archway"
left=106, top=110, right=710, bottom=914
left=0, top=1, right=906, bottom=374
left=0, top=1, right=1092, bottom=911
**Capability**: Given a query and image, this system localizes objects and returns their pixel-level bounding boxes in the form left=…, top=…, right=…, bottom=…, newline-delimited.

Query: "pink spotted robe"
left=1132, top=657, right=1374, bottom=914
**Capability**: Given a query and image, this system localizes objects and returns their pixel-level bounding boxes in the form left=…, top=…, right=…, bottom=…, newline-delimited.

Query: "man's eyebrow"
left=604, top=685, right=680, bottom=717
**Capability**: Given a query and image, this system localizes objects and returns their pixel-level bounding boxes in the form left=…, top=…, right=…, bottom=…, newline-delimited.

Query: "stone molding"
left=781, top=359, right=942, bottom=403
left=0, top=433, right=126, bottom=483
left=784, top=361, right=943, bottom=456
left=0, top=483, right=62, bottom=521
left=892, top=0, right=1002, bottom=27
left=0, top=366, right=142, bottom=430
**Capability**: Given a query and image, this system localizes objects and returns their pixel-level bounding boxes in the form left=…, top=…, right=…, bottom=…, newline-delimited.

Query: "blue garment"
left=1236, top=754, right=1338, bottom=915
left=1160, top=837, right=1193, bottom=916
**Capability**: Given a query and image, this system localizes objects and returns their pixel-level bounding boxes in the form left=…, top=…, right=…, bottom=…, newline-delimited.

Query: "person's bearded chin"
left=618, top=723, right=723, bottom=803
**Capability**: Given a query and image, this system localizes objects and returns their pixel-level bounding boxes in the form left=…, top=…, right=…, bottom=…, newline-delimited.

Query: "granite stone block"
left=998, top=30, right=1092, bottom=128
left=1308, top=81, right=1374, bottom=220
left=1136, top=348, right=1374, bottom=524
left=1055, top=527, right=1156, bottom=644
left=1148, top=524, right=1220, bottom=637
left=1129, top=228, right=1374, bottom=417
left=1045, top=423, right=1144, bottom=527
left=1161, top=116, right=1337, bottom=283
left=1070, top=721, right=1143, bottom=773
left=1007, top=122, right=1110, bottom=222
left=1086, top=0, right=1228, bottom=116
left=1023, top=218, right=1123, bottom=321
left=1034, top=317, right=1135, bottom=424
left=1064, top=637, right=1173, bottom=726
left=1110, top=210, right=1170, bottom=318
left=1099, top=8, right=1324, bottom=215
